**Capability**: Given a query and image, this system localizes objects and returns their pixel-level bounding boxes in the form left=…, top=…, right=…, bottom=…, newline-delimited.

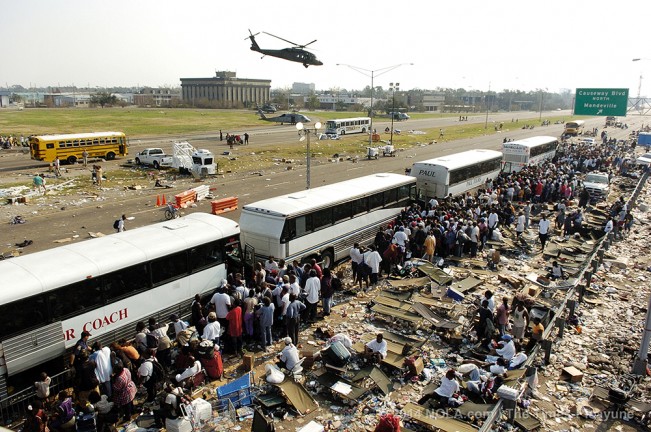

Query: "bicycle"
left=164, top=203, right=181, bottom=220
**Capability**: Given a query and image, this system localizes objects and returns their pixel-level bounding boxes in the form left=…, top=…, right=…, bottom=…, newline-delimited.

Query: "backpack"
left=146, top=333, right=159, bottom=349
left=113, top=219, right=120, bottom=230
left=148, top=359, right=165, bottom=382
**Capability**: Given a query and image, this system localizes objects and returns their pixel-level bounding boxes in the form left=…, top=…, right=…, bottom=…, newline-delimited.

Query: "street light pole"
left=337, top=63, right=413, bottom=148
left=389, top=82, right=400, bottom=145
left=296, top=121, right=322, bottom=189
left=484, top=81, right=491, bottom=129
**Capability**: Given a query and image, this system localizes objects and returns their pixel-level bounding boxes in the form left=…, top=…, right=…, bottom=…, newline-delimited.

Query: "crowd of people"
left=20, top=127, right=643, bottom=431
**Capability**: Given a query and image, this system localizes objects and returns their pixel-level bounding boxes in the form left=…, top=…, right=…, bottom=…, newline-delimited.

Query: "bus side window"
left=189, top=241, right=223, bottom=272
left=58, top=141, right=66, bottom=148
left=333, top=202, right=352, bottom=223
left=369, top=192, right=383, bottom=210
left=151, top=251, right=188, bottom=286
left=103, top=263, right=150, bottom=302
left=281, top=218, right=296, bottom=242
left=48, top=279, right=102, bottom=320
left=296, top=216, right=308, bottom=236
left=352, top=197, right=368, bottom=216
left=0, top=294, right=48, bottom=339
left=312, top=208, right=333, bottom=231
left=46, top=144, right=55, bottom=149
left=384, top=188, right=398, bottom=205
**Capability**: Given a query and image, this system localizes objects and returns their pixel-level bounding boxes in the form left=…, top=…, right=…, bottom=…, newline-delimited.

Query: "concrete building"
left=421, top=92, right=446, bottom=112
left=133, top=88, right=180, bottom=107
left=292, top=82, right=315, bottom=95
left=180, top=71, right=271, bottom=107
left=0, top=91, right=9, bottom=108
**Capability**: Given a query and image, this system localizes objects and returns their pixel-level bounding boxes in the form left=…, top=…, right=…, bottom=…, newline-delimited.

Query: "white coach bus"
left=502, top=136, right=558, bottom=173
left=411, top=149, right=503, bottom=198
left=324, top=117, right=371, bottom=135
left=0, top=213, right=240, bottom=392
left=240, top=173, right=416, bottom=268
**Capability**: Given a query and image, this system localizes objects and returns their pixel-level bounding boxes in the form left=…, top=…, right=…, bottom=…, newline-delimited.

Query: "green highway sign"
left=574, top=88, right=629, bottom=116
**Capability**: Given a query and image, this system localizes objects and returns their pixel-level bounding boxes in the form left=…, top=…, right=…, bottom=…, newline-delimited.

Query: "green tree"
left=91, top=92, right=118, bottom=108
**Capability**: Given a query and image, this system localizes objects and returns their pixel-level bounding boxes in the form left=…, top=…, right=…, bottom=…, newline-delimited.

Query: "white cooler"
left=166, top=417, right=192, bottom=432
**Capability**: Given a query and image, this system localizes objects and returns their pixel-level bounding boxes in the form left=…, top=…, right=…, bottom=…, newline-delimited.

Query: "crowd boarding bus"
left=0, top=213, right=240, bottom=394
left=240, top=173, right=416, bottom=268
left=563, top=120, right=585, bottom=136
left=29, top=131, right=128, bottom=164
left=411, top=149, right=503, bottom=198
left=502, top=136, right=559, bottom=173
left=324, top=117, right=371, bottom=135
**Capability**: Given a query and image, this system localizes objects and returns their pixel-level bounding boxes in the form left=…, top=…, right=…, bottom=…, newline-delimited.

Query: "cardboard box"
left=242, top=354, right=255, bottom=372
left=562, top=366, right=583, bottom=383
left=407, top=357, right=424, bottom=376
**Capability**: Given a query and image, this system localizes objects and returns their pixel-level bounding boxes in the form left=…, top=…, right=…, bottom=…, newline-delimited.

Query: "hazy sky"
left=2, top=0, right=648, bottom=95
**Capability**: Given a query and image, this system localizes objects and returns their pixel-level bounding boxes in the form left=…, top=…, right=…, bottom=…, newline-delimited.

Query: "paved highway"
left=0, top=111, right=644, bottom=256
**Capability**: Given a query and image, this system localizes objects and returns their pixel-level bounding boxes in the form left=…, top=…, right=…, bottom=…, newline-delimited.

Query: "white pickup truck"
left=134, top=148, right=173, bottom=169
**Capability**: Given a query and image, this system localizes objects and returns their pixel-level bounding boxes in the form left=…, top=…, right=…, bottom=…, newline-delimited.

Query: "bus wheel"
left=320, top=250, right=334, bottom=269
left=67, top=156, right=77, bottom=164
left=340, top=130, right=346, bottom=135
left=361, top=128, right=366, bottom=134
left=106, top=152, right=116, bottom=160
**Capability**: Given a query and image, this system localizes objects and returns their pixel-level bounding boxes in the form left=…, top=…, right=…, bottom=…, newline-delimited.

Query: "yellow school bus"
left=563, top=120, right=585, bottom=137
left=29, top=131, right=128, bottom=164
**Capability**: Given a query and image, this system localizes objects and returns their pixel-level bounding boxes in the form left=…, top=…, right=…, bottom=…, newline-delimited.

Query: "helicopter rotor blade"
left=263, top=32, right=300, bottom=47
left=244, top=29, right=260, bottom=40
left=300, top=39, right=317, bottom=49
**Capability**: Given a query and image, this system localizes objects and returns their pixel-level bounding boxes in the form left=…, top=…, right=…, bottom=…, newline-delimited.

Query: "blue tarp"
left=216, top=372, right=252, bottom=409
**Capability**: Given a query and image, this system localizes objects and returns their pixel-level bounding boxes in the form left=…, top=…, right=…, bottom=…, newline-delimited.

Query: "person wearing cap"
left=495, top=334, right=515, bottom=361
left=70, top=331, right=92, bottom=379
left=201, top=312, right=221, bottom=347
left=277, top=337, right=299, bottom=371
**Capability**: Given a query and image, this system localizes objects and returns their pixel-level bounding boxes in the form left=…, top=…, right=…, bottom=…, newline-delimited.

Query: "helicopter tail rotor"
left=244, top=29, right=260, bottom=41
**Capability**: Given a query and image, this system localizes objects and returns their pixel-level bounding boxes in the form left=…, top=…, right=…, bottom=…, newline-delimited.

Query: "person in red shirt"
left=225, top=301, right=243, bottom=355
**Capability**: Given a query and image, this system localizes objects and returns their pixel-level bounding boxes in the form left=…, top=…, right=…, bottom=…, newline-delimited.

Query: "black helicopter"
left=246, top=30, right=323, bottom=68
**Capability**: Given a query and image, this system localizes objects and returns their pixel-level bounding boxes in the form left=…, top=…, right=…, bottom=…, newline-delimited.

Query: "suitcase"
left=166, top=417, right=192, bottom=432
left=322, top=341, right=350, bottom=367
left=190, top=398, right=212, bottom=423
left=200, top=350, right=223, bottom=380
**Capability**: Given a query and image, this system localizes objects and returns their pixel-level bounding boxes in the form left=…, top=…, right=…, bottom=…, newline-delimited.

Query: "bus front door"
left=243, top=243, right=256, bottom=286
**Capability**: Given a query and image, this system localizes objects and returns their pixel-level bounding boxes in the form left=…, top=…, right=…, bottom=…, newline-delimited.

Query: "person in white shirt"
left=489, top=358, right=508, bottom=375
left=349, top=243, right=363, bottom=281
left=210, top=288, right=231, bottom=320
left=170, top=314, right=189, bottom=338
left=495, top=334, right=516, bottom=361
left=201, top=312, right=221, bottom=345
left=434, top=369, right=460, bottom=403
left=288, top=274, right=301, bottom=296
left=364, top=333, right=388, bottom=363
left=515, top=211, right=526, bottom=237
left=538, top=213, right=551, bottom=251
left=481, top=290, right=495, bottom=313
left=93, top=342, right=113, bottom=397
left=428, top=197, right=439, bottom=209
left=175, top=358, right=202, bottom=383
left=604, top=217, right=614, bottom=233
left=509, top=350, right=528, bottom=369
left=277, top=337, right=300, bottom=371
left=303, top=270, right=320, bottom=322
left=365, top=245, right=383, bottom=285
left=487, top=209, right=499, bottom=239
